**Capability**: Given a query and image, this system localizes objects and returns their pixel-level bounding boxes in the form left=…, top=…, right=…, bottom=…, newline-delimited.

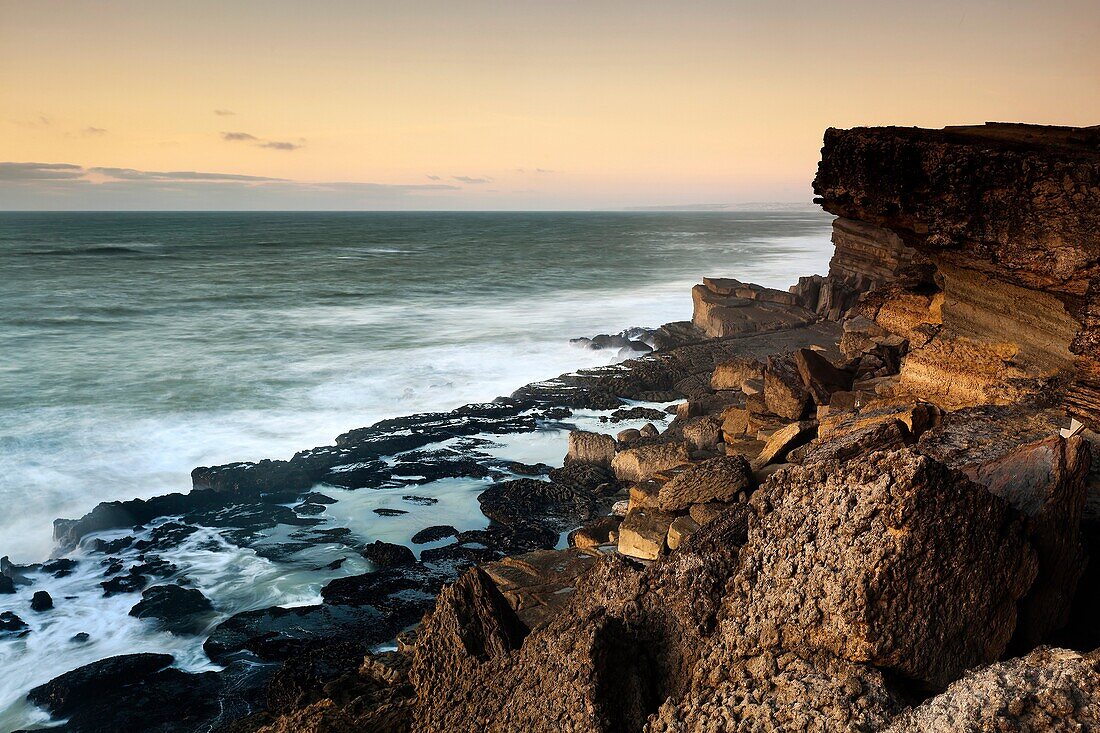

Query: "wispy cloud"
left=0, top=162, right=84, bottom=181
left=0, top=161, right=461, bottom=210
left=426, top=175, right=441, bottom=181
left=452, top=175, right=492, bottom=184
left=82, top=126, right=108, bottom=136
left=259, top=140, right=302, bottom=151
left=10, top=115, right=52, bottom=129
left=222, top=131, right=304, bottom=151
left=213, top=109, right=235, bottom=116
left=536, top=168, right=554, bottom=174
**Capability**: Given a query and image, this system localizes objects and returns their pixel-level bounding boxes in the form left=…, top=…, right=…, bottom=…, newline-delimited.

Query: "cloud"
left=82, top=126, right=107, bottom=136
left=213, top=109, right=235, bottom=116
left=0, top=161, right=461, bottom=210
left=259, top=140, right=302, bottom=151
left=426, top=175, right=441, bottom=181
left=222, top=131, right=304, bottom=151
left=452, top=175, right=493, bottom=184
left=87, top=167, right=286, bottom=182
left=536, top=168, right=554, bottom=174
left=10, top=115, right=52, bottom=129
left=0, top=162, right=84, bottom=181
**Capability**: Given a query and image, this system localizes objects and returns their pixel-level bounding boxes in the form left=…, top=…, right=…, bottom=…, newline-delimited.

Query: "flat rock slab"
left=481, top=547, right=604, bottom=630
left=618, top=506, right=676, bottom=560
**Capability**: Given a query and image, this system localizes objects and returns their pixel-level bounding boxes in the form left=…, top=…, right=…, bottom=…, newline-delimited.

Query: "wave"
left=21, top=245, right=167, bottom=258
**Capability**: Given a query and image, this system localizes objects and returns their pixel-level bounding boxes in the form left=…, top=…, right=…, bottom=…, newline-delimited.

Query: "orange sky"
left=2, top=0, right=1098, bottom=209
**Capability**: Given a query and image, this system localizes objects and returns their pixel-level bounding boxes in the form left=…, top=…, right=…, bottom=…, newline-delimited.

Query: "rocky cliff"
left=15, top=123, right=1100, bottom=733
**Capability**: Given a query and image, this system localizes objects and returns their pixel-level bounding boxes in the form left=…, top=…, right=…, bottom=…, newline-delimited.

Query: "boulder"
left=618, top=506, right=675, bottom=560
left=616, top=428, right=641, bottom=443
left=692, top=283, right=818, bottom=338
left=716, top=449, right=1038, bottom=689
left=688, top=501, right=739, bottom=527
left=410, top=525, right=457, bottom=544
left=968, top=435, right=1090, bottom=647
left=565, top=430, right=616, bottom=468
left=0, top=610, right=28, bottom=636
left=666, top=515, right=700, bottom=551
left=751, top=420, right=817, bottom=469
left=477, top=478, right=598, bottom=530
left=0, top=575, right=14, bottom=594
left=628, top=481, right=661, bottom=510
left=31, top=590, right=53, bottom=612
left=798, top=419, right=911, bottom=465
left=611, top=443, right=690, bottom=482
left=129, top=585, right=215, bottom=634
left=27, top=653, right=175, bottom=717
left=639, top=423, right=660, bottom=438
left=711, top=357, right=765, bottom=391
left=885, top=647, right=1100, bottom=732
left=657, top=456, right=753, bottom=512
left=681, top=416, right=721, bottom=451
left=362, top=541, right=417, bottom=568
left=764, top=355, right=811, bottom=419
left=794, top=348, right=853, bottom=405
left=568, top=515, right=622, bottom=548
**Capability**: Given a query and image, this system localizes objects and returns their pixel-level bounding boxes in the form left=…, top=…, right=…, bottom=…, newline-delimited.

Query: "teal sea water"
left=0, top=209, right=834, bottom=730
left=1, top=210, right=832, bottom=562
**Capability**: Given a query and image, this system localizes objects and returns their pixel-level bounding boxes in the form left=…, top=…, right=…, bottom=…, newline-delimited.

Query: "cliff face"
left=813, top=123, right=1100, bottom=427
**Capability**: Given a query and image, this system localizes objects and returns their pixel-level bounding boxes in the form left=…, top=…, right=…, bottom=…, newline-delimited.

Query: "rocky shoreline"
left=5, top=122, right=1100, bottom=731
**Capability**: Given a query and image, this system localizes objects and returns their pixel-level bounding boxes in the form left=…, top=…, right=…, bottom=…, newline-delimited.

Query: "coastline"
left=4, top=123, right=1100, bottom=731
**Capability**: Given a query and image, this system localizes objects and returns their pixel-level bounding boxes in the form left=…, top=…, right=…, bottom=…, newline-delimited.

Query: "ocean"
left=0, top=210, right=832, bottom=729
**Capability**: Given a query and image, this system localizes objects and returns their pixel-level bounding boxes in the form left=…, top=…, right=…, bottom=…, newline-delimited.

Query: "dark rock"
left=362, top=541, right=416, bottom=568
left=30, top=590, right=53, bottom=612
left=27, top=653, right=175, bottom=717
left=293, top=502, right=327, bottom=516
left=70, top=632, right=90, bottom=643
left=794, top=347, right=853, bottom=404
left=401, top=495, right=437, bottom=506
left=129, top=584, right=215, bottom=634
left=0, top=611, right=28, bottom=636
left=0, top=575, right=13, bottom=594
left=100, top=570, right=148, bottom=597
left=204, top=604, right=388, bottom=664
left=547, top=462, right=615, bottom=493
left=568, top=515, right=623, bottom=548
left=42, top=558, right=78, bottom=577
left=478, top=478, right=599, bottom=530
left=373, top=508, right=408, bottom=517
left=411, top=525, right=458, bottom=544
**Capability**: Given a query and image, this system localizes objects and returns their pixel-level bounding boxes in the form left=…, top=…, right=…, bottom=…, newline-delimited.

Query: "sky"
left=1, top=0, right=1098, bottom=210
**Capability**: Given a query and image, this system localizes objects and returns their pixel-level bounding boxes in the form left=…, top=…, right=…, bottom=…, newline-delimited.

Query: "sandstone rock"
left=482, top=547, right=604, bottom=631
left=565, top=430, right=616, bottom=467
left=711, top=357, right=765, bottom=391
left=639, top=422, right=659, bottom=438
left=666, top=515, right=700, bottom=551
left=618, top=506, right=675, bottom=560
left=692, top=284, right=817, bottom=339
left=820, top=401, right=938, bottom=441
left=657, top=456, right=753, bottom=512
left=628, top=481, right=661, bottom=510
left=794, top=347, right=853, bottom=405
left=723, top=437, right=765, bottom=461
left=716, top=449, right=1038, bottom=689
left=751, top=420, right=816, bottom=469
left=885, top=647, right=1100, bottom=732
left=702, top=277, right=800, bottom=305
left=688, top=500, right=739, bottom=527
left=764, top=355, right=811, bottom=419
left=568, top=515, right=622, bottom=549
left=798, top=419, right=911, bottom=465
left=681, top=416, right=721, bottom=451
left=611, top=443, right=690, bottom=482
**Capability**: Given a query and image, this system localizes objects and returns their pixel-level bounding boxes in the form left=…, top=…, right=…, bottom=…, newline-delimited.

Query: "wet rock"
left=618, top=505, right=675, bottom=560
left=410, top=525, right=457, bottom=544
left=362, top=541, right=416, bottom=568
left=373, top=508, right=408, bottom=517
left=30, top=590, right=53, bottom=612
left=27, top=653, right=174, bottom=717
left=0, top=575, right=13, bottom=594
left=129, top=584, right=215, bottom=634
left=205, top=604, right=389, bottom=664
left=320, top=460, right=390, bottom=489
left=657, top=455, right=753, bottom=512
left=568, top=515, right=622, bottom=548
left=0, top=611, right=28, bottom=637
left=400, top=495, right=437, bottom=506
left=477, top=478, right=598, bottom=530
left=886, top=647, right=1100, bottom=732
left=547, top=462, right=614, bottom=492
left=714, top=449, right=1038, bottom=689
left=611, top=442, right=690, bottom=482
left=70, top=632, right=90, bottom=643
left=100, top=569, right=149, bottom=597
left=565, top=430, right=616, bottom=467
left=42, top=558, right=77, bottom=577
left=293, top=502, right=327, bottom=516
left=604, top=406, right=667, bottom=423
left=764, top=354, right=811, bottom=419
